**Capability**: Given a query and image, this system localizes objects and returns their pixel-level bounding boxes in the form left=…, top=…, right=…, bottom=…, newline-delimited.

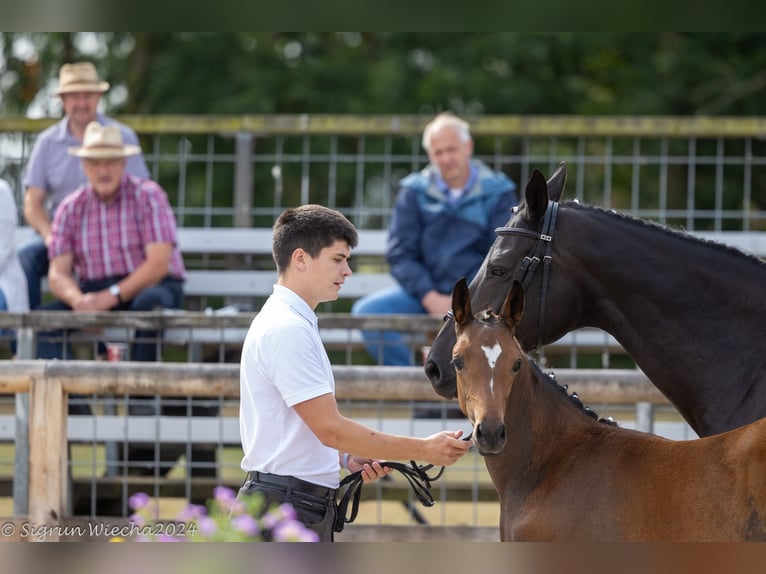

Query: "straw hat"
left=54, top=62, right=110, bottom=95
left=67, top=122, right=141, bottom=159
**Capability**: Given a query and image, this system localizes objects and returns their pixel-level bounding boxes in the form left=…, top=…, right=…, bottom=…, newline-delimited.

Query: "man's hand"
left=421, top=290, right=452, bottom=316
left=72, top=290, right=118, bottom=312
left=347, top=457, right=392, bottom=484
left=421, top=429, right=472, bottom=467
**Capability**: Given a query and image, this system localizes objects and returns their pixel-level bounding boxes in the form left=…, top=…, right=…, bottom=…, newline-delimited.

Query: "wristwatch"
left=109, top=284, right=123, bottom=304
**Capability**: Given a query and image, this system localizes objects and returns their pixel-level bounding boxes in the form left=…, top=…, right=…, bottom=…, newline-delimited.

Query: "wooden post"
left=28, top=373, right=67, bottom=540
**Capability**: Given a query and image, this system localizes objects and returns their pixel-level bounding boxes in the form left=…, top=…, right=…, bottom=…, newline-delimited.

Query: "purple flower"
left=129, top=513, right=146, bottom=528
left=213, top=486, right=236, bottom=503
left=271, top=521, right=319, bottom=542
left=128, top=492, right=151, bottom=511
left=262, top=502, right=299, bottom=530
left=276, top=503, right=297, bottom=521
left=197, top=516, right=218, bottom=538
left=232, top=514, right=260, bottom=537
left=176, top=503, right=207, bottom=523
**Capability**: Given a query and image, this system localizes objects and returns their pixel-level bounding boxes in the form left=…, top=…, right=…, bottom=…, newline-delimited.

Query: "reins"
left=334, top=434, right=473, bottom=533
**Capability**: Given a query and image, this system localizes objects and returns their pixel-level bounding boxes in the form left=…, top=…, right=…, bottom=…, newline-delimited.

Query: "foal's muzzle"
left=474, top=420, right=506, bottom=455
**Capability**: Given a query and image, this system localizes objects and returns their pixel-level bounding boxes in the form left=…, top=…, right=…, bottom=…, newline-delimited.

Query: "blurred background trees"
left=2, top=32, right=766, bottom=118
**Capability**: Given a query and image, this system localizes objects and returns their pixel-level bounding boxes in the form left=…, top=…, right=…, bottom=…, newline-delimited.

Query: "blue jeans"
left=0, top=289, right=8, bottom=342
left=17, top=235, right=48, bottom=311
left=36, top=276, right=184, bottom=362
left=36, top=276, right=184, bottom=421
left=351, top=285, right=427, bottom=366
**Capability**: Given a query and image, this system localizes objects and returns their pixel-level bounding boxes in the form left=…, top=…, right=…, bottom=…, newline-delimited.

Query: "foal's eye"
left=512, top=358, right=522, bottom=372
left=452, top=357, right=464, bottom=371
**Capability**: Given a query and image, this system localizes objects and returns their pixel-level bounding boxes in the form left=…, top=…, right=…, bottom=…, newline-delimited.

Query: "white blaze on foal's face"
left=481, top=341, right=502, bottom=396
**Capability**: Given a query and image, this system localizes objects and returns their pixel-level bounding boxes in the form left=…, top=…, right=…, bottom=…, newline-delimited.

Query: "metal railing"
left=2, top=114, right=766, bottom=231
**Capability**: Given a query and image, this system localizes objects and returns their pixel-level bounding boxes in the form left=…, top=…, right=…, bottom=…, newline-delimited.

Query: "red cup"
left=106, top=343, right=126, bottom=362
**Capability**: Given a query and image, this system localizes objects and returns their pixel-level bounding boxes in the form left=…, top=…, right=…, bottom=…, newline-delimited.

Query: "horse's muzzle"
left=474, top=420, right=506, bottom=455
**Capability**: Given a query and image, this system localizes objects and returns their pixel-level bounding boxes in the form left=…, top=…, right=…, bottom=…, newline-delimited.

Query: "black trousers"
left=239, top=471, right=338, bottom=542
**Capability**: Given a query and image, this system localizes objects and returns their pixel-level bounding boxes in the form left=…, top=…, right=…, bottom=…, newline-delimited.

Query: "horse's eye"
left=512, top=358, right=522, bottom=372
left=452, top=357, right=464, bottom=371
left=490, top=266, right=507, bottom=278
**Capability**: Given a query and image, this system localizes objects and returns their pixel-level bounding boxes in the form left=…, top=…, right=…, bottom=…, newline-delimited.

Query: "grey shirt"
left=22, top=114, right=150, bottom=216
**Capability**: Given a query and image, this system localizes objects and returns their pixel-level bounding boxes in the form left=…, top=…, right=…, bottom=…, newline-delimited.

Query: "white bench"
left=12, top=227, right=766, bottom=359
left=14, top=226, right=397, bottom=301
left=16, top=227, right=766, bottom=302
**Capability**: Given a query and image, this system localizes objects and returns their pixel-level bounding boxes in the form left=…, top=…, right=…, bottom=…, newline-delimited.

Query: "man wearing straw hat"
left=36, top=121, right=187, bottom=476
left=36, top=120, right=185, bottom=359
left=19, top=62, right=150, bottom=311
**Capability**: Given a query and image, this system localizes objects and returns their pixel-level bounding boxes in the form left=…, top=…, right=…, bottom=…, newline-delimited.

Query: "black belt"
left=245, top=471, right=337, bottom=500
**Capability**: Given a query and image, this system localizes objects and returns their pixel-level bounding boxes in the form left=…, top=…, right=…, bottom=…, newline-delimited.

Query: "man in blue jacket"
left=352, top=113, right=517, bottom=366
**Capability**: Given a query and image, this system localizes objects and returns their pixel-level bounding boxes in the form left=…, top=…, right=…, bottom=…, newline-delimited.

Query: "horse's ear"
left=546, top=161, right=567, bottom=202
left=524, top=169, right=549, bottom=220
left=501, top=280, right=525, bottom=329
left=451, top=277, right=473, bottom=327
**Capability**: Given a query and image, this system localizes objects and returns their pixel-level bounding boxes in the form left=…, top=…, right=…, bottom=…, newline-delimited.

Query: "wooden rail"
left=0, top=359, right=667, bottom=540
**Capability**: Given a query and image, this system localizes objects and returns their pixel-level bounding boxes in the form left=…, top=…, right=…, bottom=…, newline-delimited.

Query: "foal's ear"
left=451, top=277, right=473, bottom=327
left=501, top=280, right=525, bottom=328
left=524, top=169, right=549, bottom=220
left=546, top=161, right=567, bottom=202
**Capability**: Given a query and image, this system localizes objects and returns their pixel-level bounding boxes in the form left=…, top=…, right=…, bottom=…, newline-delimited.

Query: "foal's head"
left=451, top=276, right=525, bottom=455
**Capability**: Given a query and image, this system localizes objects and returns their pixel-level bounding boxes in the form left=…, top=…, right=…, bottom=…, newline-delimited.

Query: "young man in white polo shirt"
left=239, top=204, right=471, bottom=541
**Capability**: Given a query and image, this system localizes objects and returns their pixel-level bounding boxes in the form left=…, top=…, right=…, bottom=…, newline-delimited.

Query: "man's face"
left=81, top=157, right=126, bottom=202
left=60, top=91, right=101, bottom=130
left=426, top=127, right=473, bottom=189
left=304, top=239, right=353, bottom=306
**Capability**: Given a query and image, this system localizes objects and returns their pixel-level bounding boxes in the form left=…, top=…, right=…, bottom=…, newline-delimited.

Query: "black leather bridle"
left=494, top=200, right=559, bottom=357
left=443, top=201, right=559, bottom=359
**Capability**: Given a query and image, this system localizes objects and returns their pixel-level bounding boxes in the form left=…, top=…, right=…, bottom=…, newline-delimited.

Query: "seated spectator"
left=0, top=179, right=29, bottom=355
left=352, top=113, right=518, bottom=366
left=18, top=61, right=149, bottom=311
left=35, top=121, right=188, bottom=475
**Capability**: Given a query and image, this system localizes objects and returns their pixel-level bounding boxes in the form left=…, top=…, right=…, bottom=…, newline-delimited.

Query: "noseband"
left=495, top=200, right=559, bottom=357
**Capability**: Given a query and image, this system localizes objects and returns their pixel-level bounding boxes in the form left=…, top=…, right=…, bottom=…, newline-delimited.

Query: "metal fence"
left=0, top=114, right=759, bottom=534
left=2, top=114, right=766, bottom=232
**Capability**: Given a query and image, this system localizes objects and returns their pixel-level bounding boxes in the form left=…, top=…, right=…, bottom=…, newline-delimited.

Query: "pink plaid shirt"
left=49, top=174, right=186, bottom=282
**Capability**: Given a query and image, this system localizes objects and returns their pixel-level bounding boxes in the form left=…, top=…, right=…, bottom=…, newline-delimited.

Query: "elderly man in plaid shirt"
left=36, top=121, right=186, bottom=362
left=36, top=122, right=190, bottom=478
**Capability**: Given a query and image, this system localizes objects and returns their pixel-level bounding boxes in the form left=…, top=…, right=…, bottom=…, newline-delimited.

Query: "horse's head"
left=451, top=276, right=525, bottom=456
left=426, top=161, right=578, bottom=399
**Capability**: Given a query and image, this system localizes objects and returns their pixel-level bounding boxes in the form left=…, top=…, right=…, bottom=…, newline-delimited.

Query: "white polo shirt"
left=239, top=284, right=340, bottom=488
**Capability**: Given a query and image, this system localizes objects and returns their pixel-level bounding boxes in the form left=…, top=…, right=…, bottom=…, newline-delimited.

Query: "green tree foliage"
left=3, top=32, right=766, bottom=116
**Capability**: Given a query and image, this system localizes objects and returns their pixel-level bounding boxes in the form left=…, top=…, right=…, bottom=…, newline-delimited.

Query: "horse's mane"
left=529, top=359, right=618, bottom=426
left=563, top=200, right=766, bottom=266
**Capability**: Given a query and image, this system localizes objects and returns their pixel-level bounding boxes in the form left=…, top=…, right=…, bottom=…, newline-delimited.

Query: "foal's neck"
left=508, top=363, right=600, bottom=444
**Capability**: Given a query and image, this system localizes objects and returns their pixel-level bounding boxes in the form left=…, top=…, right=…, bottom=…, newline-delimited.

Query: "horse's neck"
left=570, top=207, right=766, bottom=330
left=563, top=207, right=766, bottom=436
left=493, top=366, right=593, bottom=476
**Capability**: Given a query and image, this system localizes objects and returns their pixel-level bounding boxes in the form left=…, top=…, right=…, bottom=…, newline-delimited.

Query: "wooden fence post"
left=28, top=373, right=67, bottom=540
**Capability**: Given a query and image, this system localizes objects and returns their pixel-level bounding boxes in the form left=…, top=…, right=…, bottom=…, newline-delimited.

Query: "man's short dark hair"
left=272, top=204, right=359, bottom=273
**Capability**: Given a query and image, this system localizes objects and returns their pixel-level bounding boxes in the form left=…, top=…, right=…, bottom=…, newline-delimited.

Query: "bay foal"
left=451, top=277, right=766, bottom=541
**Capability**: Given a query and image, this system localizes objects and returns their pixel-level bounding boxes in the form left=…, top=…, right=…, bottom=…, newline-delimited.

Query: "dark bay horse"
left=451, top=277, right=766, bottom=541
left=427, top=162, right=766, bottom=437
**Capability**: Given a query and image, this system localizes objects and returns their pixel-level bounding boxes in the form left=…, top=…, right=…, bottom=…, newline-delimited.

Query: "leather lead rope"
left=334, top=460, right=445, bottom=532
left=334, top=435, right=473, bottom=533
